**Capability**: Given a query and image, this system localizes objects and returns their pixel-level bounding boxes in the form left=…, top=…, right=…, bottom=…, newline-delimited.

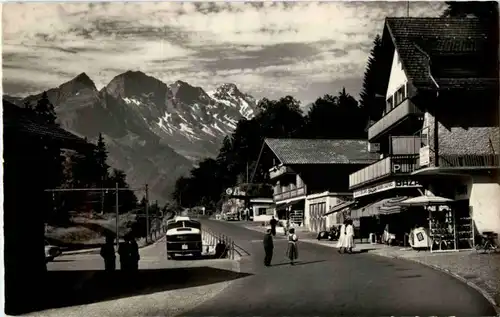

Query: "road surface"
left=21, top=237, right=245, bottom=317
left=185, top=219, right=497, bottom=316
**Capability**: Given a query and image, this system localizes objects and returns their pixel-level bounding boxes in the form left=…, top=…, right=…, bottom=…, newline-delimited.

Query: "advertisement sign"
left=353, top=179, right=422, bottom=198
left=419, top=145, right=430, bottom=167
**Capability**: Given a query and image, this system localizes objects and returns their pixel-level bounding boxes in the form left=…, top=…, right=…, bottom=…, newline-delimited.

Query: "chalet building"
left=347, top=17, right=499, bottom=248
left=256, top=138, right=378, bottom=232
left=3, top=100, right=93, bottom=314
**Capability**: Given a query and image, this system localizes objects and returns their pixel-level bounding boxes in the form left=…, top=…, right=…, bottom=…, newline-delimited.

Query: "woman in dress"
left=345, top=219, right=355, bottom=254
left=336, top=220, right=347, bottom=253
left=286, top=228, right=299, bottom=265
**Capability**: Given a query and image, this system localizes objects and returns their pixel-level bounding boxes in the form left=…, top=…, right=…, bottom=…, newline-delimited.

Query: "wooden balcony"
left=368, top=99, right=423, bottom=141
left=349, top=155, right=419, bottom=189
left=269, top=165, right=294, bottom=180
left=274, top=187, right=306, bottom=202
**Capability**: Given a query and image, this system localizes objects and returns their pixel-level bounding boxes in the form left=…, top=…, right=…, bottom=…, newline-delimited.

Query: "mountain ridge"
left=5, top=71, right=259, bottom=203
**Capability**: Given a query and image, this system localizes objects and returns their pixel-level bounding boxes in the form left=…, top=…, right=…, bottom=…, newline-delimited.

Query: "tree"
left=359, top=34, right=386, bottom=125
left=441, top=1, right=499, bottom=20
left=304, top=88, right=367, bottom=139
left=34, top=91, right=57, bottom=125
left=95, top=133, right=110, bottom=184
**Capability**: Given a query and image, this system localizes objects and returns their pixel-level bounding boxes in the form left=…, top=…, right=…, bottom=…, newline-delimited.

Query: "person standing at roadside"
left=263, top=229, right=274, bottom=266
left=270, top=216, right=278, bottom=236
left=100, top=234, right=116, bottom=272
left=336, top=220, right=347, bottom=254
left=286, top=228, right=299, bottom=265
left=118, top=237, right=131, bottom=271
left=127, top=234, right=140, bottom=271
left=345, top=219, right=355, bottom=254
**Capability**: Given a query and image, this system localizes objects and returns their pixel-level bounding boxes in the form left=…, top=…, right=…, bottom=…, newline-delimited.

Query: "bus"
left=165, top=216, right=203, bottom=259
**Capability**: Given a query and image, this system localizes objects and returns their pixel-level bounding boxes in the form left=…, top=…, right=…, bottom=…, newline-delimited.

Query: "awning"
left=397, top=195, right=454, bottom=207
left=324, top=200, right=356, bottom=216
left=351, top=196, right=409, bottom=218
left=275, top=200, right=302, bottom=211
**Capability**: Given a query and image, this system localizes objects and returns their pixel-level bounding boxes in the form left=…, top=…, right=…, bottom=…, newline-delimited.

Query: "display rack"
left=429, top=207, right=457, bottom=253
left=455, top=211, right=474, bottom=250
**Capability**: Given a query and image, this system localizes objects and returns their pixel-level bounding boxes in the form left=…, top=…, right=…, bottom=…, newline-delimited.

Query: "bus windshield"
left=167, top=220, right=201, bottom=231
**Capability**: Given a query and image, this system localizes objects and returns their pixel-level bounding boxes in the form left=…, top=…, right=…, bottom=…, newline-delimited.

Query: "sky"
left=2, top=1, right=445, bottom=105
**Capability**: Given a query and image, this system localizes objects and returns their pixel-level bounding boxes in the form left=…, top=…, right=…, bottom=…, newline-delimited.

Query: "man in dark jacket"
left=269, top=216, right=278, bottom=236
left=263, top=229, right=274, bottom=266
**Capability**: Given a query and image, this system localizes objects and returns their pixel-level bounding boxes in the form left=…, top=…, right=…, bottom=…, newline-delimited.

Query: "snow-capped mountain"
left=9, top=71, right=259, bottom=202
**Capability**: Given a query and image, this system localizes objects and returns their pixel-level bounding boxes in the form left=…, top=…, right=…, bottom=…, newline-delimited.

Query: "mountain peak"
left=217, top=83, right=239, bottom=94
left=71, top=72, right=96, bottom=88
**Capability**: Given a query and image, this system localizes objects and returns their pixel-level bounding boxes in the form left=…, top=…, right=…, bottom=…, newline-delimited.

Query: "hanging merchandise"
left=409, top=227, right=432, bottom=249
left=428, top=205, right=457, bottom=252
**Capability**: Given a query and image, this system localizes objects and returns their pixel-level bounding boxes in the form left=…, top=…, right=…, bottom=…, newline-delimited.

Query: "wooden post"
left=115, top=182, right=119, bottom=250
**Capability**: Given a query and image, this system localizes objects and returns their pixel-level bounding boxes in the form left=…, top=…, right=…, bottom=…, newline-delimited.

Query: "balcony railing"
left=274, top=187, right=306, bottom=202
left=368, top=99, right=423, bottom=141
left=418, top=146, right=500, bottom=169
left=269, top=165, right=294, bottom=180
left=349, top=155, right=419, bottom=189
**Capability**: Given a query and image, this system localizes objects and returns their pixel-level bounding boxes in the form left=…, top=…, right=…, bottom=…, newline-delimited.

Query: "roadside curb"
left=380, top=253, right=500, bottom=316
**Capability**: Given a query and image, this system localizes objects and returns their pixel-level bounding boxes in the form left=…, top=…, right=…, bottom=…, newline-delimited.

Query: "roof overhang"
left=412, top=166, right=500, bottom=176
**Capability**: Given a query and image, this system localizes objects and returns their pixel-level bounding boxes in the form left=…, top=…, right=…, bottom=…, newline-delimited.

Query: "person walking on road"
left=263, top=229, right=274, bottom=266
left=100, top=234, right=116, bottom=272
left=270, top=216, right=278, bottom=236
left=286, top=228, right=299, bottom=265
left=345, top=219, right=355, bottom=254
left=336, top=220, right=347, bottom=254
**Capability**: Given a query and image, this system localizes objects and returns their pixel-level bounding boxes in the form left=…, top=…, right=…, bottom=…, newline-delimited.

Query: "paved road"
left=24, top=237, right=244, bottom=317
left=186, top=219, right=497, bottom=316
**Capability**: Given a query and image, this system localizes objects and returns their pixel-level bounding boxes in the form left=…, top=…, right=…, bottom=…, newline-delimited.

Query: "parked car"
left=45, top=240, right=62, bottom=262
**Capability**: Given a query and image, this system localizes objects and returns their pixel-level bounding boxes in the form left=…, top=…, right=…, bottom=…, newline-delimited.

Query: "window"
left=385, top=96, right=394, bottom=114
left=394, top=84, right=406, bottom=106
left=258, top=208, right=267, bottom=216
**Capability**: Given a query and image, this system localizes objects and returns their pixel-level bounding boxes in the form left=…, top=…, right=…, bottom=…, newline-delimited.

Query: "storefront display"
left=427, top=204, right=474, bottom=253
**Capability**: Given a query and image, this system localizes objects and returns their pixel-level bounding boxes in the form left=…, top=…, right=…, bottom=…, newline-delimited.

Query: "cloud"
left=2, top=1, right=444, bottom=104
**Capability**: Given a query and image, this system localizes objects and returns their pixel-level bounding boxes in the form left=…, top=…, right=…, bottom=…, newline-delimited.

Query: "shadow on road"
left=271, top=260, right=326, bottom=267
left=6, top=267, right=251, bottom=315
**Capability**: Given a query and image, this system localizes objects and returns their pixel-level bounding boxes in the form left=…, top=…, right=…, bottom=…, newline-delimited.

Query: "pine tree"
left=359, top=35, right=385, bottom=125
left=34, top=91, right=57, bottom=125
left=95, top=133, right=110, bottom=184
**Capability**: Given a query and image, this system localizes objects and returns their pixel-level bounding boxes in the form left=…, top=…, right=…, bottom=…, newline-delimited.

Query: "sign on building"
left=419, top=145, right=430, bottom=167
left=353, top=180, right=422, bottom=198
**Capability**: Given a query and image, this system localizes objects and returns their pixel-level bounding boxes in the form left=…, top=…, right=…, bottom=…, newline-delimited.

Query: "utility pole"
left=407, top=1, right=410, bottom=17
left=145, top=184, right=150, bottom=243
left=115, top=182, right=119, bottom=250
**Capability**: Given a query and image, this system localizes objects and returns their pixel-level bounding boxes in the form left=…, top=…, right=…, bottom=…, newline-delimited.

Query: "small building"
left=348, top=17, right=499, bottom=248
left=256, top=138, right=378, bottom=232
left=249, top=197, right=274, bottom=222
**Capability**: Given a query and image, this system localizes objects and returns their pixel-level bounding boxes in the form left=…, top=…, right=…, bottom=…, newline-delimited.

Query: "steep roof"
left=264, top=138, right=379, bottom=165
left=383, top=17, right=498, bottom=91
left=3, top=99, right=91, bottom=148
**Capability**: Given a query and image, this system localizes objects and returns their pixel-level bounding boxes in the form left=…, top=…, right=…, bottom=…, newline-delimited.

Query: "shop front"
left=399, top=195, right=475, bottom=253
left=276, top=200, right=305, bottom=226
left=305, top=192, right=353, bottom=232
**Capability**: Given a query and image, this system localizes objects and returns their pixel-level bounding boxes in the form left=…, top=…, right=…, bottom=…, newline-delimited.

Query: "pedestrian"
left=345, top=219, right=355, bottom=254
left=100, top=234, right=116, bottom=272
left=263, top=229, right=274, bottom=266
left=127, top=234, right=140, bottom=271
left=118, top=237, right=130, bottom=271
left=336, top=220, right=347, bottom=254
left=286, top=228, right=299, bottom=265
left=270, top=216, right=278, bottom=236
